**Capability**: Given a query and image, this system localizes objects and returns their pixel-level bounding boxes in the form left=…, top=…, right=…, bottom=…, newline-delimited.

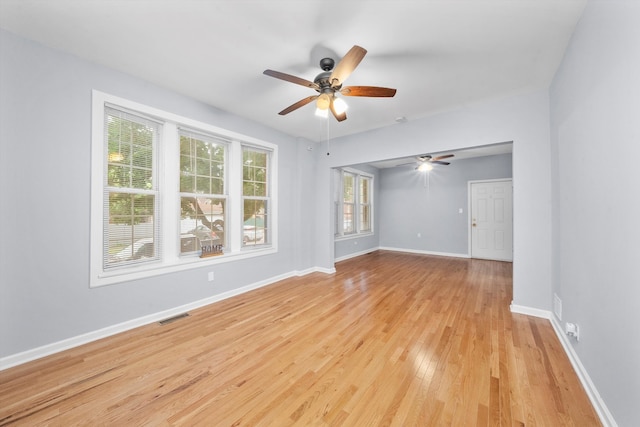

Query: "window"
left=91, top=91, right=277, bottom=287
left=179, top=130, right=227, bottom=253
left=242, top=146, right=270, bottom=247
left=335, top=168, right=374, bottom=238
left=342, top=172, right=355, bottom=234
left=103, top=107, right=160, bottom=269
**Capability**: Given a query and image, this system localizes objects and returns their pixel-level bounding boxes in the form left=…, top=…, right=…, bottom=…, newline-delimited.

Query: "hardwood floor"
left=0, top=251, right=600, bottom=426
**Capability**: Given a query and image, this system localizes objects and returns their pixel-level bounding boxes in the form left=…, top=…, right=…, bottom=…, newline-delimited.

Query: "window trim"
left=334, top=167, right=374, bottom=240
left=90, top=90, right=278, bottom=287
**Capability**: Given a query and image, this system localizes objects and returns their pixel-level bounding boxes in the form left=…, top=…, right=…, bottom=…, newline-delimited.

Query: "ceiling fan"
left=400, top=154, right=455, bottom=171
left=263, top=45, right=397, bottom=122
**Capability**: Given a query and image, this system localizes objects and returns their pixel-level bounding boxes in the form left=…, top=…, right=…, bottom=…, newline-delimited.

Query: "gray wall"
left=379, top=154, right=512, bottom=255
left=0, top=29, right=314, bottom=358
left=550, top=1, right=640, bottom=425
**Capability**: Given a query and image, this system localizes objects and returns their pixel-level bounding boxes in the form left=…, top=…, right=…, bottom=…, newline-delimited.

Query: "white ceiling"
left=0, top=1, right=585, bottom=143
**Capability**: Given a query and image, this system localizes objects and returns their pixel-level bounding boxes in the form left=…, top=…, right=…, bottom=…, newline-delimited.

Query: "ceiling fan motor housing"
left=314, top=71, right=337, bottom=93
left=319, top=57, right=335, bottom=71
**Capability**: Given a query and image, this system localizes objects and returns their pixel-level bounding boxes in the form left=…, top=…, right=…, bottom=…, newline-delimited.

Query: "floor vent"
left=553, top=294, right=562, bottom=321
left=159, top=312, right=189, bottom=325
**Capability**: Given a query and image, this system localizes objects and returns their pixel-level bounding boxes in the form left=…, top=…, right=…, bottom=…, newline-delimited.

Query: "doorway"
left=469, top=179, right=513, bottom=261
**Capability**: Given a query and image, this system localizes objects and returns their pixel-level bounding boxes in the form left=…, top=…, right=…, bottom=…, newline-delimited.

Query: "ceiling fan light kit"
left=417, top=163, right=433, bottom=172
left=263, top=45, right=397, bottom=122
left=316, top=93, right=331, bottom=110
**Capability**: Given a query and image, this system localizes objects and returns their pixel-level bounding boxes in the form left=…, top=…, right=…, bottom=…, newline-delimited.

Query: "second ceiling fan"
left=263, top=45, right=397, bottom=122
left=399, top=154, right=455, bottom=171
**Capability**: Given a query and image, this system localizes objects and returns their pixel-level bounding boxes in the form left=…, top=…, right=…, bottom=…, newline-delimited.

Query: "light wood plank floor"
left=0, top=251, right=600, bottom=426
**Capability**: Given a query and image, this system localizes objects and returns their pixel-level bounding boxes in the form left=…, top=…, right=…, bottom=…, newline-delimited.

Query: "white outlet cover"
left=565, top=322, right=580, bottom=341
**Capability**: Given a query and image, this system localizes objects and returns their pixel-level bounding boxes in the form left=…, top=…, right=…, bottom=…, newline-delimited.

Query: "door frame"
left=467, top=178, right=513, bottom=260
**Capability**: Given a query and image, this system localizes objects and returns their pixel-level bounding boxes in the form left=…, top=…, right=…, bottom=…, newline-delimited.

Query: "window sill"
left=334, top=232, right=374, bottom=242
left=92, top=246, right=276, bottom=288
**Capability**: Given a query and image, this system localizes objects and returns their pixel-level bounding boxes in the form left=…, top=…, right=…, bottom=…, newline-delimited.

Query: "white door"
left=470, top=180, right=513, bottom=261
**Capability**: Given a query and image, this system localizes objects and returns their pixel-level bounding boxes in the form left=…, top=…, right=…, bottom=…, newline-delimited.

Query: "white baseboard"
left=0, top=268, right=332, bottom=371
left=335, top=247, right=379, bottom=263
left=295, top=266, right=336, bottom=275
left=510, top=304, right=617, bottom=427
left=509, top=303, right=552, bottom=319
left=378, top=246, right=470, bottom=259
left=334, top=246, right=469, bottom=264
left=549, top=317, right=618, bottom=427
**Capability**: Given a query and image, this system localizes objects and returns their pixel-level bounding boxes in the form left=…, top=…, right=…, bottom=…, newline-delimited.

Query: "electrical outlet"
left=208, top=271, right=214, bottom=282
left=565, top=322, right=579, bottom=341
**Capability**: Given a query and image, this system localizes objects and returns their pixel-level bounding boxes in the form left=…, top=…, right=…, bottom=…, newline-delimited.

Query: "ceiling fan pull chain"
left=326, top=115, right=331, bottom=156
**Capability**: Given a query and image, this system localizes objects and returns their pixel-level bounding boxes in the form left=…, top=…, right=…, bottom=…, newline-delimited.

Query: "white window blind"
left=103, top=107, right=160, bottom=269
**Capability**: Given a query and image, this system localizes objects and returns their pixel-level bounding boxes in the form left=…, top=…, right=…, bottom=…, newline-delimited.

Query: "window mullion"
left=227, top=140, right=242, bottom=252
left=162, top=122, right=180, bottom=263
left=355, top=176, right=361, bottom=234
left=337, top=170, right=344, bottom=237
left=104, top=187, right=157, bottom=196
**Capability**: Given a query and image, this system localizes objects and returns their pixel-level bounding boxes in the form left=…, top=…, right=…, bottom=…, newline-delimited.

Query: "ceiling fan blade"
left=340, top=86, right=397, bottom=97
left=278, top=96, right=318, bottom=115
left=431, top=154, right=454, bottom=161
left=329, top=98, right=347, bottom=122
left=431, top=161, right=450, bottom=166
left=263, top=69, right=320, bottom=90
left=330, top=45, right=367, bottom=88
